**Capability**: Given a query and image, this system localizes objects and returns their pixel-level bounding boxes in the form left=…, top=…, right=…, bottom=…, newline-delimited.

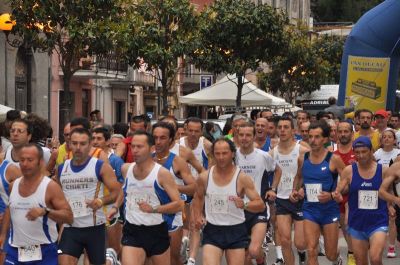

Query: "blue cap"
left=352, top=136, right=372, bottom=150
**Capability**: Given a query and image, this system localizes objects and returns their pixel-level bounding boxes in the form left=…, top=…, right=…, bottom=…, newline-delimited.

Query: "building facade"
left=1, top=1, right=50, bottom=120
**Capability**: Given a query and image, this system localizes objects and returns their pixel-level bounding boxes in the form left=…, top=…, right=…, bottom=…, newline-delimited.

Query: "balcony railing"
left=96, top=51, right=128, bottom=73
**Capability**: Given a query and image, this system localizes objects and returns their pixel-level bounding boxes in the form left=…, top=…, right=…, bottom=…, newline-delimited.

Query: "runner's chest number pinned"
left=68, top=196, right=89, bottom=218
left=209, top=194, right=229, bottom=214
left=305, top=184, right=322, bottom=202
left=358, top=190, right=378, bottom=210
left=18, top=245, right=42, bottom=262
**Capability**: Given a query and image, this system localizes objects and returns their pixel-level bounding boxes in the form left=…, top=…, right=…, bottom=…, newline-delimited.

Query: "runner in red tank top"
left=334, top=121, right=356, bottom=265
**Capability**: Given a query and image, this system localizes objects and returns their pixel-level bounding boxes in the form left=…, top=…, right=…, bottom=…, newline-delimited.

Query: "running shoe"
left=180, top=236, right=190, bottom=263
left=387, top=246, right=396, bottom=258
left=186, top=257, right=196, bottom=265
left=347, top=253, right=356, bottom=265
left=272, top=258, right=285, bottom=265
left=333, top=255, right=343, bottom=265
left=106, top=248, right=120, bottom=265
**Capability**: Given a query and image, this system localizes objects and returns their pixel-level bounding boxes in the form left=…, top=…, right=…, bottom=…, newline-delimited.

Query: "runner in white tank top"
left=57, top=128, right=120, bottom=265
left=179, top=117, right=212, bottom=265
left=193, top=138, right=265, bottom=265
left=0, top=160, right=20, bottom=219
left=267, top=117, right=309, bottom=265
left=236, top=123, right=280, bottom=265
left=107, top=131, right=182, bottom=265
left=152, top=123, right=196, bottom=265
left=2, top=144, right=72, bottom=265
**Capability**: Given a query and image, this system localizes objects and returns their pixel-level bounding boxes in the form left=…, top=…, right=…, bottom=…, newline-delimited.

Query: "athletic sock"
left=276, top=246, right=283, bottom=260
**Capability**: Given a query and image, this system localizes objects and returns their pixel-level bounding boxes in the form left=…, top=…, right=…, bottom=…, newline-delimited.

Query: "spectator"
left=324, top=96, right=354, bottom=120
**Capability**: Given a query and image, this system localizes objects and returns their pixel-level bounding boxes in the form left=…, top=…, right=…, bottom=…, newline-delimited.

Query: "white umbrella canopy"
left=0, top=104, right=13, bottom=115
left=0, top=104, right=14, bottom=122
left=179, top=74, right=288, bottom=107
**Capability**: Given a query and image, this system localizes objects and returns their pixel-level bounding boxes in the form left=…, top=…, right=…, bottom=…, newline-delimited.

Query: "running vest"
left=9, top=177, right=58, bottom=246
left=302, top=152, right=338, bottom=209
left=160, top=153, right=183, bottom=229
left=0, top=160, right=11, bottom=210
left=180, top=136, right=209, bottom=176
left=273, top=143, right=300, bottom=199
left=348, top=163, right=388, bottom=231
left=124, top=162, right=172, bottom=226
left=4, top=147, right=19, bottom=167
left=260, top=137, right=271, bottom=152
left=58, top=157, right=105, bottom=228
left=374, top=148, right=400, bottom=167
left=170, top=143, right=180, bottom=156
left=205, top=166, right=245, bottom=226
left=236, top=148, right=275, bottom=201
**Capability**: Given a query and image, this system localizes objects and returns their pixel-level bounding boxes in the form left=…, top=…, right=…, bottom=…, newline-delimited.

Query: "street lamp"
left=1, top=13, right=35, bottom=113
left=0, top=13, right=16, bottom=107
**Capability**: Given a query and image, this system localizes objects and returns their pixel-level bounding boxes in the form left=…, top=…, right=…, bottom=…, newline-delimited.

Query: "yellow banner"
left=345, top=56, right=390, bottom=111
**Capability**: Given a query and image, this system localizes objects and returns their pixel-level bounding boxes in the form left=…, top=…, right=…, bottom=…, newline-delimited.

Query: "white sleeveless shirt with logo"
left=59, top=157, right=105, bottom=228
left=273, top=143, right=300, bottom=199
left=236, top=148, right=275, bottom=202
left=9, top=177, right=58, bottom=246
left=205, top=166, right=245, bottom=226
left=124, top=162, right=167, bottom=226
left=179, top=136, right=208, bottom=177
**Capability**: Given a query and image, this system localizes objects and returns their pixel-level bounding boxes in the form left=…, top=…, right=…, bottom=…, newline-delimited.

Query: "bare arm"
left=331, top=154, right=346, bottom=176
left=174, top=157, right=196, bottom=196
left=154, top=168, right=183, bottom=214
left=240, top=173, right=265, bottom=213
left=45, top=181, right=74, bottom=224
left=98, top=163, right=121, bottom=206
left=379, top=164, right=400, bottom=205
left=182, top=146, right=205, bottom=173
left=332, top=165, right=352, bottom=202
left=115, top=142, right=127, bottom=158
left=192, top=171, right=208, bottom=229
left=5, top=164, right=21, bottom=183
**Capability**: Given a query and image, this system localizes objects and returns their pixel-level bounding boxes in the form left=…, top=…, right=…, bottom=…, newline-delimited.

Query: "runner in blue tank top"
left=290, top=120, right=345, bottom=265
left=334, top=136, right=389, bottom=265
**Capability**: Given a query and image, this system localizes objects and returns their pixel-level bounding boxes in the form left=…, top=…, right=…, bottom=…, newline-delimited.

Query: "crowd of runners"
left=0, top=104, right=399, bottom=265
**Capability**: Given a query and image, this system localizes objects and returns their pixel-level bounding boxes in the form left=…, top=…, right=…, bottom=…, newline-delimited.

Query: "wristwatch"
left=44, top=207, right=52, bottom=216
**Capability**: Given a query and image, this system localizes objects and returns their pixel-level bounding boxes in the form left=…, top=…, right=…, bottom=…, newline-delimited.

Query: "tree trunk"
left=161, top=66, right=169, bottom=115
left=236, top=73, right=244, bottom=109
left=60, top=72, right=72, bottom=132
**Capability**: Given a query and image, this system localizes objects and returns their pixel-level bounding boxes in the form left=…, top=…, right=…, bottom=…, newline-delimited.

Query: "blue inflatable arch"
left=338, top=0, right=400, bottom=111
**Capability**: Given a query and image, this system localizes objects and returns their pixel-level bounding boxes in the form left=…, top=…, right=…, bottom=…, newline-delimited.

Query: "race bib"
left=279, top=173, right=293, bottom=190
left=18, top=245, right=42, bottom=262
left=305, top=184, right=322, bottom=202
left=209, top=194, right=229, bottom=214
left=127, top=192, right=151, bottom=211
left=68, top=196, right=89, bottom=218
left=358, top=190, right=378, bottom=210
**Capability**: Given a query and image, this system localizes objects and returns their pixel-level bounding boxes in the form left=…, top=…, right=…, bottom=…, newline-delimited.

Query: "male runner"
left=107, top=131, right=182, bottom=265
left=236, top=122, right=280, bottom=265
left=57, top=128, right=120, bottom=265
left=268, top=117, right=308, bottom=265
left=291, top=121, right=345, bottom=265
left=334, top=121, right=356, bottom=264
left=152, top=122, right=196, bottom=265
left=193, top=138, right=265, bottom=265
left=0, top=144, right=72, bottom=264
left=334, top=136, right=388, bottom=265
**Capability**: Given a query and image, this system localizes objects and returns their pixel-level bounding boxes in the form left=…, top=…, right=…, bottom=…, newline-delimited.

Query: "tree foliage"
left=311, top=0, right=384, bottom=23
left=313, top=35, right=346, bottom=83
left=259, top=25, right=332, bottom=104
left=189, top=0, right=287, bottom=108
left=117, top=0, right=198, bottom=115
left=9, top=0, right=122, bottom=121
